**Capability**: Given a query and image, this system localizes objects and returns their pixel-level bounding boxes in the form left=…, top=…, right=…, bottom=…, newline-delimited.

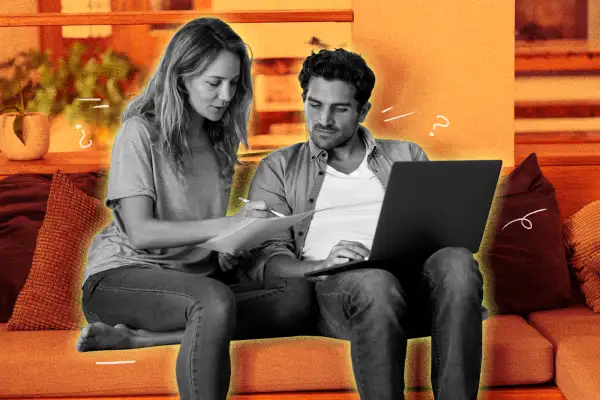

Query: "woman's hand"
left=218, top=250, right=252, bottom=272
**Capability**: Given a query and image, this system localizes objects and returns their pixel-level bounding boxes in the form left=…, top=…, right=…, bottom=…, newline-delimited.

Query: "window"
left=515, top=0, right=587, bottom=40
left=61, top=0, right=112, bottom=38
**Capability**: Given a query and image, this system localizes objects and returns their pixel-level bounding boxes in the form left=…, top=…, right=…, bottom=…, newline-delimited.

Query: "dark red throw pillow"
left=0, top=170, right=107, bottom=322
left=481, top=153, right=571, bottom=314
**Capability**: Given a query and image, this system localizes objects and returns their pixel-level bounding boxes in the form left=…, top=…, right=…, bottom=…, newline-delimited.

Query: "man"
left=246, top=49, right=484, bottom=400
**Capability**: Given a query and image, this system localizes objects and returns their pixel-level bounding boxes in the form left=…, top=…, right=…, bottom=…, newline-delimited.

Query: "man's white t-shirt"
left=302, top=152, right=385, bottom=261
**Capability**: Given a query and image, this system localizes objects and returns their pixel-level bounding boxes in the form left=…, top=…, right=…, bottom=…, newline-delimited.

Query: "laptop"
left=304, top=160, right=502, bottom=277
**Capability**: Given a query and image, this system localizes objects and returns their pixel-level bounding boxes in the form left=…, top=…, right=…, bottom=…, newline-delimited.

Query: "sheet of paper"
left=199, top=210, right=316, bottom=254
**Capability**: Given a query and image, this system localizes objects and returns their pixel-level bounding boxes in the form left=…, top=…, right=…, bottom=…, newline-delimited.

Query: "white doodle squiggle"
left=95, top=361, right=136, bottom=365
left=501, top=208, right=548, bottom=231
left=384, top=111, right=416, bottom=123
left=75, top=124, right=93, bottom=149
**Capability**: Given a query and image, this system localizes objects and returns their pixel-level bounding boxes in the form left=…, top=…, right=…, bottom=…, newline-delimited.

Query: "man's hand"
left=217, top=250, right=252, bottom=272
left=322, top=240, right=370, bottom=268
left=306, top=240, right=371, bottom=282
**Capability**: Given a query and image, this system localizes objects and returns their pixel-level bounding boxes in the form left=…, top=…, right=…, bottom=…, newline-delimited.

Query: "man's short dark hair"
left=298, top=49, right=376, bottom=111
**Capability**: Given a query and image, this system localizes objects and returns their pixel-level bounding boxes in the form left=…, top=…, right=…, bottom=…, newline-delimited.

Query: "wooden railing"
left=516, top=40, right=600, bottom=74
left=0, top=10, right=353, bottom=27
left=515, top=131, right=600, bottom=166
left=515, top=100, right=600, bottom=118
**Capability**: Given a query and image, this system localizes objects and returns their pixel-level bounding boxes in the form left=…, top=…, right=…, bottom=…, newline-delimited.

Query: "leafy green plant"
left=26, top=42, right=144, bottom=136
left=0, top=76, right=28, bottom=145
left=0, top=50, right=46, bottom=108
left=0, top=43, right=144, bottom=144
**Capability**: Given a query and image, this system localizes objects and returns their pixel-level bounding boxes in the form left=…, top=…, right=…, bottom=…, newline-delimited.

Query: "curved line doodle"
left=501, top=208, right=548, bottom=231
left=76, top=124, right=93, bottom=149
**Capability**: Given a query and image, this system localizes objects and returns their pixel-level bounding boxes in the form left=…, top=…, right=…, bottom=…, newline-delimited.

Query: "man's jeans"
left=315, top=247, right=484, bottom=400
left=81, top=265, right=316, bottom=400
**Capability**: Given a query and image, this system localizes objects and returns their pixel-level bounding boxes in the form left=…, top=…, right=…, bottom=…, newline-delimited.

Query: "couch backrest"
left=541, top=163, right=600, bottom=305
left=541, top=164, right=600, bottom=222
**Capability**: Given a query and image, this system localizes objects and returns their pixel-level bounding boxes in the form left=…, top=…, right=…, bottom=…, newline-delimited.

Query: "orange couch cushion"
left=404, top=315, right=554, bottom=388
left=555, top=336, right=600, bottom=400
left=6, top=171, right=111, bottom=331
left=0, top=315, right=554, bottom=397
left=527, top=304, right=600, bottom=399
left=527, top=304, right=600, bottom=346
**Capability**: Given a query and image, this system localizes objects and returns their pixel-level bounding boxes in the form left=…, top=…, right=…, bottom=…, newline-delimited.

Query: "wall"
left=153, top=0, right=353, bottom=60
left=0, top=0, right=40, bottom=64
left=516, top=75, right=600, bottom=101
left=352, top=0, right=515, bottom=166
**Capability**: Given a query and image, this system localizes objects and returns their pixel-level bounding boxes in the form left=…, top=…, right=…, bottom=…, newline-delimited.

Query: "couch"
left=1, top=144, right=599, bottom=400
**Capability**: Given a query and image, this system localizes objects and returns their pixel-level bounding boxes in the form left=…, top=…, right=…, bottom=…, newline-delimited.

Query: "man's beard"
left=309, top=123, right=356, bottom=150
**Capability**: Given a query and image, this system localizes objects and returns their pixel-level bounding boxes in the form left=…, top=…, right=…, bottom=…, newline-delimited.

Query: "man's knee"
left=424, top=247, right=482, bottom=293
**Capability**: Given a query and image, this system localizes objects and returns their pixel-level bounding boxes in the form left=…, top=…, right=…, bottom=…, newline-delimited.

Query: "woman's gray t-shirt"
left=83, top=117, right=231, bottom=283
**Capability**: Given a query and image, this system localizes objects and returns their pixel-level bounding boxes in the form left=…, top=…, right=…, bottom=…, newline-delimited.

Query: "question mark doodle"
left=76, top=124, right=93, bottom=149
left=430, top=115, right=450, bottom=136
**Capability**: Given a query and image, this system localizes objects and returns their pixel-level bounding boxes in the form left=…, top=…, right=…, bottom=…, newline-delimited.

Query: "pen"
left=238, top=197, right=285, bottom=218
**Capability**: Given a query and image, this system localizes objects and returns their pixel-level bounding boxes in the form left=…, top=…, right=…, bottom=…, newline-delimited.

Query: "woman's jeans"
left=81, top=265, right=316, bottom=400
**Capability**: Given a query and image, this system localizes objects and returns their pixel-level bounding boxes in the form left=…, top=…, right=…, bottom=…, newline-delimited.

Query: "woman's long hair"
left=122, top=18, right=252, bottom=183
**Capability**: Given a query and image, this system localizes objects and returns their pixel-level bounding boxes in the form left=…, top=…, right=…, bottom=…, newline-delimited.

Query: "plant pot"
left=0, top=112, right=50, bottom=161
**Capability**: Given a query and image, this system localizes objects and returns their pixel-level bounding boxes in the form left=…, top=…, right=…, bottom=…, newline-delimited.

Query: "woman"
left=76, top=18, right=315, bottom=400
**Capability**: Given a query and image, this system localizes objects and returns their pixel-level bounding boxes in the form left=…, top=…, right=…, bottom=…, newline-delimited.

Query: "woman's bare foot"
left=76, top=322, right=144, bottom=352
left=76, top=323, right=184, bottom=352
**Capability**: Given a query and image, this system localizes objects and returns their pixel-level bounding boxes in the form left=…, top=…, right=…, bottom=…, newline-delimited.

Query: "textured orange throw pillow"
left=7, top=170, right=111, bottom=330
left=564, top=200, right=600, bottom=312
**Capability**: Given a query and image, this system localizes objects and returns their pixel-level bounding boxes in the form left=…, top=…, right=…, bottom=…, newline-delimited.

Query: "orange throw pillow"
left=564, top=200, right=600, bottom=312
left=7, top=170, right=111, bottom=330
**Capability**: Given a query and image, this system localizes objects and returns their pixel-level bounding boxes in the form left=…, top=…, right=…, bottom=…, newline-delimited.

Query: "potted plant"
left=0, top=59, right=49, bottom=161
left=0, top=44, right=143, bottom=155
left=26, top=43, right=144, bottom=152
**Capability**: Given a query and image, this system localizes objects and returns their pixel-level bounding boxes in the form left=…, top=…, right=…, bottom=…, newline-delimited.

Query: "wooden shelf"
left=0, top=10, right=353, bottom=27
left=0, top=151, right=110, bottom=176
left=0, top=149, right=271, bottom=177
